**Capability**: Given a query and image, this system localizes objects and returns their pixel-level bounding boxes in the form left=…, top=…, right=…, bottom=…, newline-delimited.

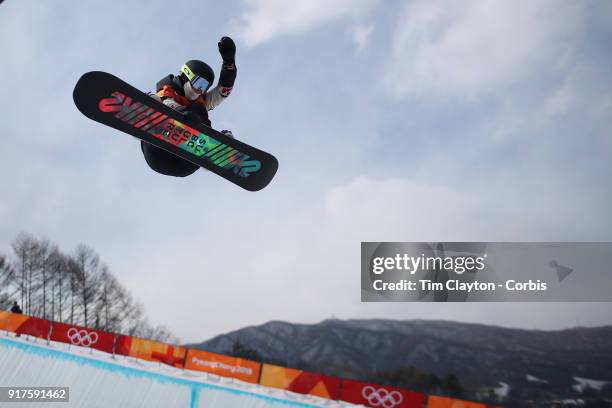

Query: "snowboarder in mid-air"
left=73, top=35, right=277, bottom=190
left=141, top=36, right=237, bottom=177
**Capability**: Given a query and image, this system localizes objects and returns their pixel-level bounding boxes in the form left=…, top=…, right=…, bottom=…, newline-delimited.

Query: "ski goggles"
left=191, top=76, right=210, bottom=93
left=181, top=64, right=211, bottom=93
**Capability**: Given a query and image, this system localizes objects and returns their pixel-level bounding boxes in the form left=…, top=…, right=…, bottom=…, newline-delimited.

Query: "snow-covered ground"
left=526, top=374, right=548, bottom=384
left=0, top=332, right=356, bottom=408
left=572, top=376, right=610, bottom=393
left=493, top=381, right=510, bottom=399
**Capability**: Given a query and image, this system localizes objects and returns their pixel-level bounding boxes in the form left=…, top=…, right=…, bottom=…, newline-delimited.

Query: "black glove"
left=182, top=110, right=202, bottom=125
left=218, top=36, right=236, bottom=65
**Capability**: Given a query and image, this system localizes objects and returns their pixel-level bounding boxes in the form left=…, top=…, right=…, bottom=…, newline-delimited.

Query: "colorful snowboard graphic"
left=73, top=71, right=278, bottom=191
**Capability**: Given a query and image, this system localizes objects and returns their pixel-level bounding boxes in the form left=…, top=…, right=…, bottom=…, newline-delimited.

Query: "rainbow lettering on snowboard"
left=98, top=92, right=261, bottom=178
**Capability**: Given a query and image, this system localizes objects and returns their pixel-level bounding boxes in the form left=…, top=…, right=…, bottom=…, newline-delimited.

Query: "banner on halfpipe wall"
left=0, top=311, right=51, bottom=339
left=340, top=379, right=425, bottom=408
left=115, top=335, right=186, bottom=368
left=259, top=363, right=341, bottom=400
left=428, top=395, right=499, bottom=408
left=184, top=349, right=261, bottom=383
left=50, top=322, right=115, bottom=353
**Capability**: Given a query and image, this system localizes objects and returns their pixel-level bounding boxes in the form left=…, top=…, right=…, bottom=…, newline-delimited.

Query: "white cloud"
left=139, top=172, right=610, bottom=341
left=138, top=176, right=480, bottom=339
left=352, top=23, right=374, bottom=55
left=234, top=0, right=379, bottom=47
left=544, top=84, right=574, bottom=118
left=323, top=177, right=476, bottom=240
left=386, top=0, right=585, bottom=100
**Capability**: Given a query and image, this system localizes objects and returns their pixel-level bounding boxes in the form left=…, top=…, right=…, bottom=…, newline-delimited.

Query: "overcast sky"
left=1, top=0, right=611, bottom=342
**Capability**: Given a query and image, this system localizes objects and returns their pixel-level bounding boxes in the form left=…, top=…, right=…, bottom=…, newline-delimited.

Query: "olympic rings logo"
left=67, top=327, right=99, bottom=347
left=362, top=385, right=404, bottom=408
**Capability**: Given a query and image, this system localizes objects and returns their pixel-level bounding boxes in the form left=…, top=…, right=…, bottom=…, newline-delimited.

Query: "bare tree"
left=0, top=255, right=18, bottom=308
left=11, top=233, right=36, bottom=312
left=72, top=244, right=103, bottom=327
left=2, top=233, right=179, bottom=343
left=0, top=255, right=13, bottom=310
left=149, top=325, right=180, bottom=344
left=36, top=238, right=51, bottom=319
left=93, top=266, right=115, bottom=330
left=0, top=292, right=10, bottom=311
left=47, top=248, right=72, bottom=322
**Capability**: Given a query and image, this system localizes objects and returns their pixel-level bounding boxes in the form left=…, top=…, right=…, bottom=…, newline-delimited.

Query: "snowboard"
left=73, top=71, right=278, bottom=191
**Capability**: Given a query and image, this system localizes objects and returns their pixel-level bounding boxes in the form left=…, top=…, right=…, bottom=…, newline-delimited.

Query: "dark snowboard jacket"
left=154, top=63, right=237, bottom=126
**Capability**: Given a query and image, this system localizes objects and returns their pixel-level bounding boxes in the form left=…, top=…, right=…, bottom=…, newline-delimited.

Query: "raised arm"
left=205, top=36, right=237, bottom=111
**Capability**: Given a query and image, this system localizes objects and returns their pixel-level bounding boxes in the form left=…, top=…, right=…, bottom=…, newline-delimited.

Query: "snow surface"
left=526, top=374, right=548, bottom=384
left=493, top=381, right=510, bottom=399
left=559, top=399, right=585, bottom=407
left=572, top=376, right=610, bottom=393
left=0, top=332, right=357, bottom=408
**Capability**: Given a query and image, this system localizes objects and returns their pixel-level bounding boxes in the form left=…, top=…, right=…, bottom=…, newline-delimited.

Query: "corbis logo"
left=362, top=385, right=404, bottom=408
left=67, top=327, right=99, bottom=347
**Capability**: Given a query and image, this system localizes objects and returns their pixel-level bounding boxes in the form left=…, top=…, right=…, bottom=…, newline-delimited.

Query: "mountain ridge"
left=187, top=319, right=612, bottom=406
